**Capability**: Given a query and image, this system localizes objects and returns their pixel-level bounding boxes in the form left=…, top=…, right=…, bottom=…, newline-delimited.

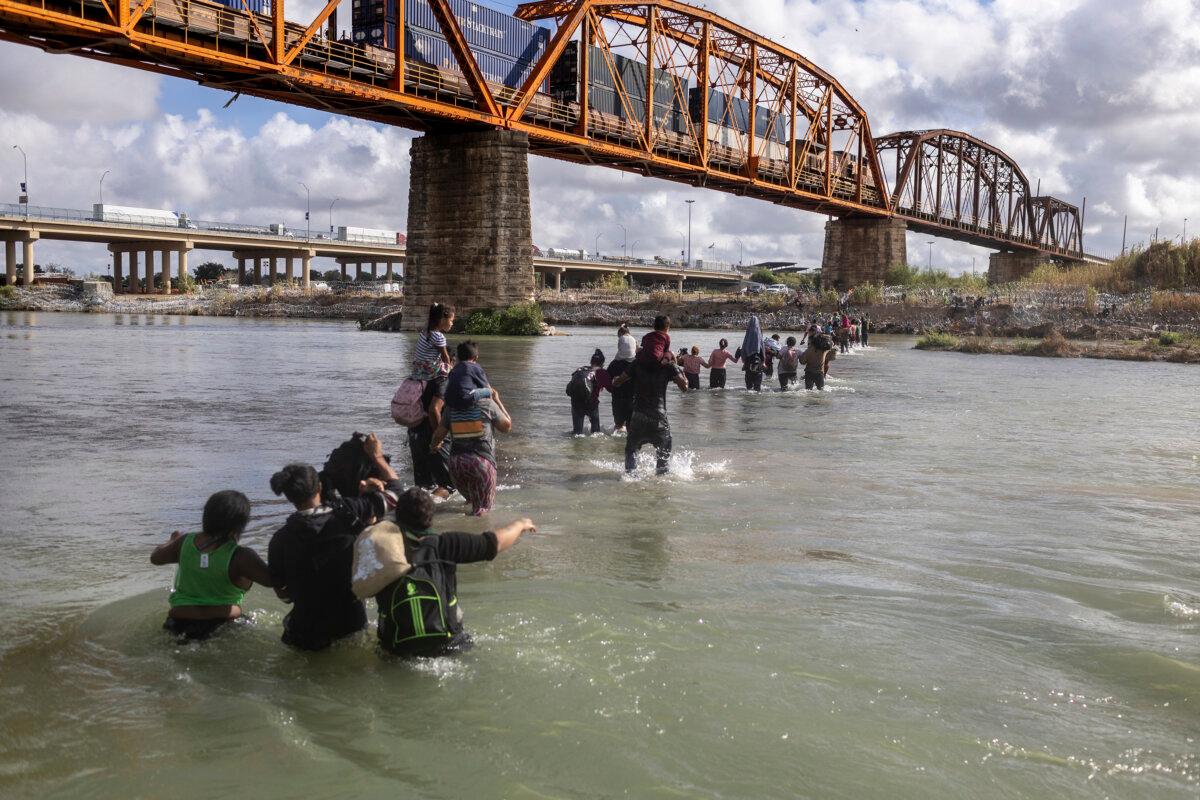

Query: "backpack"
left=780, top=347, right=800, bottom=373
left=565, top=366, right=596, bottom=401
left=376, top=540, right=459, bottom=656
left=814, top=333, right=834, bottom=352
left=391, top=378, right=427, bottom=427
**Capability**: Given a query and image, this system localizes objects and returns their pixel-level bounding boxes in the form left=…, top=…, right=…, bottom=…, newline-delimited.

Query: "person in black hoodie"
left=268, top=433, right=402, bottom=651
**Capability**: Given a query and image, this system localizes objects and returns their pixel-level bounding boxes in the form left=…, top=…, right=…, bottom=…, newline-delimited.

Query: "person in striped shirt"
left=412, top=303, right=455, bottom=383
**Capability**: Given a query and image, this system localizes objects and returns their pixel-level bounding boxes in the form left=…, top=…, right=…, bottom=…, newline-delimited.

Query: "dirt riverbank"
left=914, top=331, right=1200, bottom=364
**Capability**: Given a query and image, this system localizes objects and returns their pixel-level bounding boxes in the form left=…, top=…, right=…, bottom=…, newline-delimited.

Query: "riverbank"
left=0, top=283, right=402, bottom=321
left=5, top=282, right=1200, bottom=342
left=914, top=330, right=1200, bottom=363
left=538, top=286, right=1200, bottom=340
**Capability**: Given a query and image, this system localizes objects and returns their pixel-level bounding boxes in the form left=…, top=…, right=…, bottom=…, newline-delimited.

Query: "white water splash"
left=591, top=450, right=730, bottom=482
left=1165, top=595, right=1200, bottom=620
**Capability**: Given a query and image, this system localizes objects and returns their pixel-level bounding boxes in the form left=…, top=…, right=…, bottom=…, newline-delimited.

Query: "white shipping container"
left=338, top=225, right=402, bottom=244
left=705, top=124, right=788, bottom=163
left=92, top=204, right=180, bottom=227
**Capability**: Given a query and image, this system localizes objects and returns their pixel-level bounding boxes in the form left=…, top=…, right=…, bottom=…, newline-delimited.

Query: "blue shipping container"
left=359, top=26, right=547, bottom=91
left=213, top=0, right=270, bottom=14
left=361, top=0, right=551, bottom=63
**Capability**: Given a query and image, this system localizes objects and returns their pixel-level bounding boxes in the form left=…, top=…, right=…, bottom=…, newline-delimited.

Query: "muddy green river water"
left=0, top=311, right=1197, bottom=799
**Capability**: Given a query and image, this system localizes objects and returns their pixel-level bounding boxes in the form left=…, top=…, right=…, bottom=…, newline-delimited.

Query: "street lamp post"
left=676, top=231, right=686, bottom=266
left=299, top=182, right=311, bottom=241
left=329, top=198, right=339, bottom=237
left=12, top=144, right=28, bottom=219
left=99, top=169, right=110, bottom=207
left=630, top=240, right=639, bottom=262
left=735, top=236, right=746, bottom=266
left=927, top=241, right=935, bottom=272
left=1185, top=218, right=1189, bottom=243
left=685, top=199, right=695, bottom=268
left=616, top=223, right=628, bottom=263
left=594, top=232, right=604, bottom=260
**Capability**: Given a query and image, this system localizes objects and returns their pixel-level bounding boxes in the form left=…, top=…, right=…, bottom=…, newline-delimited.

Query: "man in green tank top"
left=151, top=490, right=273, bottom=640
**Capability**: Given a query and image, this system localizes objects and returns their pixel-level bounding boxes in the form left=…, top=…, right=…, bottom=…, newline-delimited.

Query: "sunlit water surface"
left=0, top=311, right=1197, bottom=799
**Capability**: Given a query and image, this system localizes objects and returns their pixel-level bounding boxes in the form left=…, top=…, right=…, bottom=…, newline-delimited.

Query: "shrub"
left=915, top=331, right=959, bottom=349
left=1022, top=260, right=1132, bottom=293
left=464, top=301, right=543, bottom=336
left=1150, top=291, right=1200, bottom=312
left=1085, top=286, right=1098, bottom=314
left=0, top=285, right=15, bottom=300
left=886, top=264, right=988, bottom=292
left=850, top=283, right=883, bottom=305
left=591, top=272, right=629, bottom=292
left=1159, top=331, right=1183, bottom=347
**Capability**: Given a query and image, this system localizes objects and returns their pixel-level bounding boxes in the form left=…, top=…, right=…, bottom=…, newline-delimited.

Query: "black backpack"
left=565, top=366, right=595, bottom=401
left=376, top=541, right=459, bottom=656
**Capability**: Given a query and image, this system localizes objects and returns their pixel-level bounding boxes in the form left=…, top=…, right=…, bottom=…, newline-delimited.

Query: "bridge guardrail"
left=0, top=204, right=405, bottom=248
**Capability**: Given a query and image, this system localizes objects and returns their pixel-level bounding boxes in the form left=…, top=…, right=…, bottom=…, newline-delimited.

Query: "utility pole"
left=1121, top=215, right=1127, bottom=256
left=299, top=181, right=311, bottom=241
left=594, top=231, right=603, bottom=259
left=329, top=197, right=339, bottom=237
left=735, top=236, right=745, bottom=266
left=1185, top=217, right=1189, bottom=243
left=927, top=241, right=935, bottom=272
left=99, top=169, right=110, bottom=207
left=685, top=199, right=695, bottom=268
left=12, top=144, right=28, bottom=219
left=617, top=222, right=628, bottom=264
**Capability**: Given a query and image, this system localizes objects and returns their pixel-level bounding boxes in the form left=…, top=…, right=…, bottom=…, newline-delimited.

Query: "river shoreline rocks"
left=4, top=283, right=1198, bottom=344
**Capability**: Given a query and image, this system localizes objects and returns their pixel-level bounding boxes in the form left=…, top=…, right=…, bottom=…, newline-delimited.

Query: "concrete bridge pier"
left=402, top=129, right=534, bottom=329
left=988, top=251, right=1043, bottom=284
left=1, top=231, right=39, bottom=286
left=821, top=217, right=907, bottom=290
left=4, top=240, right=15, bottom=286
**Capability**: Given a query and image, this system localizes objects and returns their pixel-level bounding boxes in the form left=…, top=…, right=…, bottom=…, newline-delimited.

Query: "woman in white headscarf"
left=608, top=324, right=638, bottom=432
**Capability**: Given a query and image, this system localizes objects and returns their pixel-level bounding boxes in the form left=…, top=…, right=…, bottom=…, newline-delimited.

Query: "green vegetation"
left=193, top=262, right=228, bottom=283
left=886, top=264, right=989, bottom=292
left=749, top=268, right=817, bottom=292
left=591, top=272, right=629, bottom=292
left=174, top=274, right=197, bottom=294
left=1022, top=241, right=1200, bottom=292
left=914, top=331, right=960, bottom=349
left=850, top=283, right=883, bottom=305
left=0, top=285, right=15, bottom=300
left=464, top=302, right=544, bottom=336
left=1159, top=331, right=1183, bottom=346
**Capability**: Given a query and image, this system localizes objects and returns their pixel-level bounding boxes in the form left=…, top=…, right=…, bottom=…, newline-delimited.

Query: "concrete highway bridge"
left=0, top=0, right=1106, bottom=325
left=0, top=205, right=746, bottom=291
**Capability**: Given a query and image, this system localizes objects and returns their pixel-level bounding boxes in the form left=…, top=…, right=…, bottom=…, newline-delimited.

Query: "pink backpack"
left=391, top=378, right=427, bottom=427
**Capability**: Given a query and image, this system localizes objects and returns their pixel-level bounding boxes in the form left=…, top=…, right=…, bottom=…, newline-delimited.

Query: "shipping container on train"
left=351, top=0, right=550, bottom=63
left=688, top=88, right=788, bottom=142
left=213, top=0, right=269, bottom=14
left=355, top=25, right=545, bottom=91
left=550, top=42, right=679, bottom=106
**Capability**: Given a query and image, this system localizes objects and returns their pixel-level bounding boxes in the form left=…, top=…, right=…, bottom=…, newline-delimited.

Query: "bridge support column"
left=821, top=217, right=907, bottom=290
left=140, top=250, right=151, bottom=293
left=112, top=250, right=123, bottom=294
left=386, top=262, right=395, bottom=284
left=269, top=257, right=278, bottom=287
left=237, top=258, right=246, bottom=286
left=286, top=256, right=295, bottom=284
left=402, top=129, right=534, bottom=329
left=177, top=247, right=189, bottom=292
left=554, top=269, right=563, bottom=293
left=302, top=251, right=313, bottom=291
left=160, top=250, right=172, bottom=295
left=988, top=251, right=1043, bottom=284
left=340, top=261, right=347, bottom=281
left=5, top=241, right=15, bottom=287
left=254, top=258, right=262, bottom=286
left=23, top=237, right=36, bottom=286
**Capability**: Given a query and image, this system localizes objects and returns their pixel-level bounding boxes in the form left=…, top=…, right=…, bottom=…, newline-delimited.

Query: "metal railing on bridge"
left=0, top=204, right=405, bottom=247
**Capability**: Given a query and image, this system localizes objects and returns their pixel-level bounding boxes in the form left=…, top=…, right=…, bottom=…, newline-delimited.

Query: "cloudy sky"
left=1, top=0, right=1197, bottom=275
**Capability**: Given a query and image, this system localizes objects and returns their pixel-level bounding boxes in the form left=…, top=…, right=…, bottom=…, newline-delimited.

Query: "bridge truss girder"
left=874, top=129, right=1083, bottom=258
left=0, top=0, right=891, bottom=218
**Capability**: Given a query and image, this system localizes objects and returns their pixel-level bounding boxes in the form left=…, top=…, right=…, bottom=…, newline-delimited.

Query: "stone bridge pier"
left=401, top=129, right=534, bottom=330
left=821, top=217, right=907, bottom=290
left=988, top=250, right=1043, bottom=284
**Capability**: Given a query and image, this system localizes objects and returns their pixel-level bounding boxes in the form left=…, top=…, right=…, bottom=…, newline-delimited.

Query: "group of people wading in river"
left=148, top=303, right=869, bottom=657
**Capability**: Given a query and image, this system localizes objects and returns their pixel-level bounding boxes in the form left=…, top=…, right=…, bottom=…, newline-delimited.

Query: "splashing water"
left=1165, top=595, right=1200, bottom=620
left=589, top=450, right=729, bottom=482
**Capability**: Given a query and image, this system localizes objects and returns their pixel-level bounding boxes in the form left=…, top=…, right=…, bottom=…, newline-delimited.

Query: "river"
left=0, top=311, right=1197, bottom=799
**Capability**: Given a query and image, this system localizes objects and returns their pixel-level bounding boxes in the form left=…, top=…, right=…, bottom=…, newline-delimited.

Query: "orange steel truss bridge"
left=0, top=0, right=1089, bottom=260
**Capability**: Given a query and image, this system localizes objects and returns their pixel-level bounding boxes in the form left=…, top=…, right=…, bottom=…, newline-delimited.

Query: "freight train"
left=108, top=0, right=876, bottom=202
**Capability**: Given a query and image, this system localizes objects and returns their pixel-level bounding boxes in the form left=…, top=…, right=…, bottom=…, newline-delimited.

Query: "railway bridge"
left=0, top=0, right=1103, bottom=325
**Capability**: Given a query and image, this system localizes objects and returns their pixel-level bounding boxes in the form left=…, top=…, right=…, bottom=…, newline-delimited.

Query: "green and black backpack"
left=376, top=541, right=460, bottom=657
